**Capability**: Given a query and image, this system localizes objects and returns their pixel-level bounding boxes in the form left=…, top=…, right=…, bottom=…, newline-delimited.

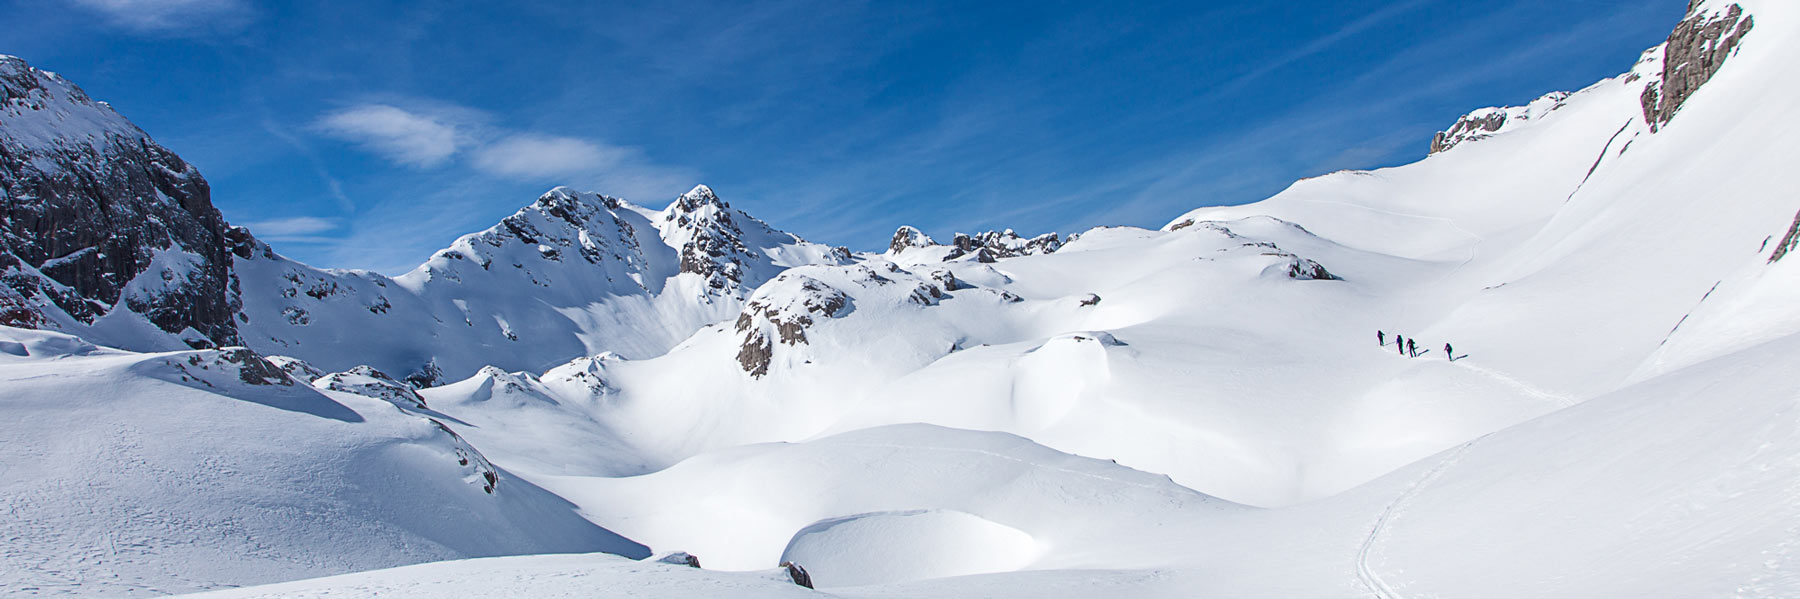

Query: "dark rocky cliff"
left=0, top=55, right=239, bottom=346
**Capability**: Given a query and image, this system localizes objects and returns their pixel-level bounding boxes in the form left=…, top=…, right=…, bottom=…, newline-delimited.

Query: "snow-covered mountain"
left=4, top=0, right=1800, bottom=597
left=231, top=184, right=850, bottom=381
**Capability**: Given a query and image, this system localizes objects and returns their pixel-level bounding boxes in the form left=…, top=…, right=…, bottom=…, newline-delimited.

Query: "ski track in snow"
left=1448, top=361, right=1579, bottom=408
left=1355, top=436, right=1485, bottom=599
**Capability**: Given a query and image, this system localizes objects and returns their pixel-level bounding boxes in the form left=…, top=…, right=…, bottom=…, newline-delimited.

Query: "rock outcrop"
left=889, top=225, right=937, bottom=253
left=1429, top=92, right=1570, bottom=155
left=734, top=273, right=851, bottom=377
left=314, top=365, right=429, bottom=409
left=952, top=229, right=1062, bottom=260
left=1641, top=2, right=1754, bottom=132
left=0, top=55, right=239, bottom=346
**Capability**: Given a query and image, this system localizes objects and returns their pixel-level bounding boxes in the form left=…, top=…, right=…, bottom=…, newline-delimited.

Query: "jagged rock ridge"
left=1641, top=2, right=1754, bottom=131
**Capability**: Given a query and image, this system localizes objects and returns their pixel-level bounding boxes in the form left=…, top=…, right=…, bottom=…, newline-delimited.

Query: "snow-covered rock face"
left=888, top=225, right=1062, bottom=263
left=226, top=183, right=850, bottom=381
left=660, top=184, right=850, bottom=297
left=953, top=229, right=1062, bottom=260
left=1641, top=2, right=1754, bottom=131
left=889, top=225, right=937, bottom=253
left=0, top=56, right=238, bottom=347
left=315, top=365, right=428, bottom=409
left=734, top=273, right=853, bottom=377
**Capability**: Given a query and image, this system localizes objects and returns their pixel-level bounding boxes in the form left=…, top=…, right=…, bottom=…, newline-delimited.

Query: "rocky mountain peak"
left=0, top=55, right=239, bottom=347
left=669, top=184, right=726, bottom=215
left=889, top=226, right=938, bottom=253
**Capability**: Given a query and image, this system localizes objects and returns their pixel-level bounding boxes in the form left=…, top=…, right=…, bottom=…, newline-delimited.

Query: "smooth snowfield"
left=0, top=327, right=645, bottom=597
left=166, top=553, right=822, bottom=599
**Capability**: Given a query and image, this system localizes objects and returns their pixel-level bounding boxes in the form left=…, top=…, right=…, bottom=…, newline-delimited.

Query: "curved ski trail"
left=1355, top=436, right=1485, bottom=599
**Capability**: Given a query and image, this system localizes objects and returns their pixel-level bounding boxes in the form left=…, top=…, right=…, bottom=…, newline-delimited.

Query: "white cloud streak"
left=317, top=104, right=463, bottom=168
left=68, top=0, right=251, bottom=33
left=471, top=134, right=624, bottom=178
left=243, top=216, right=337, bottom=237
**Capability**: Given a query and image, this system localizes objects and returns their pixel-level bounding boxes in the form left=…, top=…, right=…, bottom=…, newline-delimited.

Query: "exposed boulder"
left=780, top=561, right=814, bottom=589
left=1285, top=257, right=1342, bottom=281
left=1641, top=2, right=1754, bottom=132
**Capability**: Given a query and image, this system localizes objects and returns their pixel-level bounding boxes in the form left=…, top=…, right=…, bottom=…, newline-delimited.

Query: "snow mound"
left=780, top=509, right=1039, bottom=588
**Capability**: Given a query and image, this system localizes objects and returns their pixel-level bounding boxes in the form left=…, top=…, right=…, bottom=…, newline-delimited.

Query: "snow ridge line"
left=1291, top=198, right=1483, bottom=282
left=1355, top=436, right=1486, bottom=599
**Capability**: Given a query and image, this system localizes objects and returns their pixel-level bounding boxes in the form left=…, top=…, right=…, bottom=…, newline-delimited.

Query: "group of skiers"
left=1378, top=330, right=1454, bottom=361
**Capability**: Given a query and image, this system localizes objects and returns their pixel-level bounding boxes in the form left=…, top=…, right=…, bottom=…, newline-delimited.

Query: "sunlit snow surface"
left=4, top=0, right=1800, bottom=597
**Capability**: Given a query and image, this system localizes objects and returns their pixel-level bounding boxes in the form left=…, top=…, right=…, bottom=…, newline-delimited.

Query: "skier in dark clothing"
left=1406, top=339, right=1416, bottom=357
left=1397, top=336, right=1406, bottom=356
left=1377, top=330, right=1385, bottom=346
left=1445, top=342, right=1454, bottom=361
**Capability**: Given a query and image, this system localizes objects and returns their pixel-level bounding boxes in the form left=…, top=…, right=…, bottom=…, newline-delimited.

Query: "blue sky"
left=6, top=0, right=1682, bottom=273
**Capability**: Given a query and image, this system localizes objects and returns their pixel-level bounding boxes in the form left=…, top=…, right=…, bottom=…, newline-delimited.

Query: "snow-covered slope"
left=9, top=0, right=1800, bottom=597
left=0, top=327, right=646, bottom=597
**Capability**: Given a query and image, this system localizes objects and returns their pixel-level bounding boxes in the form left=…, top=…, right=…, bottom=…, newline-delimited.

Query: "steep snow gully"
left=3, top=0, right=1800, bottom=597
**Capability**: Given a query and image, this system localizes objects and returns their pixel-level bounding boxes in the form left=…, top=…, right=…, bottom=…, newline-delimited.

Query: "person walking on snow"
left=1406, top=338, right=1416, bottom=357
left=1445, top=342, right=1454, bottom=361
left=1397, top=336, right=1406, bottom=357
left=1377, top=330, right=1385, bottom=346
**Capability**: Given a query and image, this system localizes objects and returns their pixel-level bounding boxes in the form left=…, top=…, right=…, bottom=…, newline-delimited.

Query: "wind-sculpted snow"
left=0, top=327, right=647, bottom=596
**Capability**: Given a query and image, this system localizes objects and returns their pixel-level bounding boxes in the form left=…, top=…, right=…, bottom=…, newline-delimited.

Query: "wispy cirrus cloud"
left=68, top=0, right=252, bottom=34
left=242, top=216, right=337, bottom=237
left=472, top=134, right=624, bottom=178
left=315, top=101, right=694, bottom=200
left=316, top=104, right=464, bottom=168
